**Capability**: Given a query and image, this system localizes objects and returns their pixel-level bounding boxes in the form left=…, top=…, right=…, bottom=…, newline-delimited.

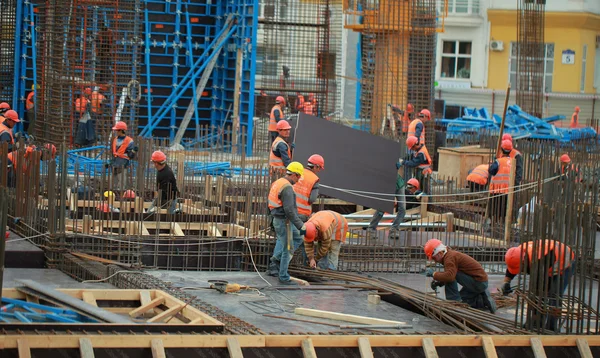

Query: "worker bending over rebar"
left=302, top=210, right=348, bottom=270
left=147, top=150, right=181, bottom=215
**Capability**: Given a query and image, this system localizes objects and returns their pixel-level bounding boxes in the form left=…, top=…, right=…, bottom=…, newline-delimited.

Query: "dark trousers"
left=487, top=193, right=507, bottom=222
left=527, top=262, right=574, bottom=332
left=469, top=182, right=486, bottom=193
left=445, top=271, right=493, bottom=310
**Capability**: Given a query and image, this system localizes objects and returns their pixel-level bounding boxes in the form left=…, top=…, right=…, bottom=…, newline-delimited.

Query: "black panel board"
left=294, top=113, right=400, bottom=213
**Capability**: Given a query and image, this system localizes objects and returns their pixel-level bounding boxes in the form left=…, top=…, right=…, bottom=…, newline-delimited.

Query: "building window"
left=580, top=45, right=587, bottom=93
left=439, top=0, right=480, bottom=15
left=509, top=42, right=554, bottom=93
left=441, top=41, right=471, bottom=79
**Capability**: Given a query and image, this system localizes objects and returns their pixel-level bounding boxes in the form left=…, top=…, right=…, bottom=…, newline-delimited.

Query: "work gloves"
left=299, top=224, right=307, bottom=236
left=499, top=282, right=512, bottom=296
left=425, top=268, right=434, bottom=277
left=430, top=280, right=444, bottom=291
left=396, top=159, right=404, bottom=169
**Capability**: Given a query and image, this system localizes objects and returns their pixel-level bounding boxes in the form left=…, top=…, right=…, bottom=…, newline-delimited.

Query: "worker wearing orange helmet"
left=0, top=102, right=10, bottom=117
left=366, top=177, right=423, bottom=240
left=558, top=154, right=581, bottom=182
left=466, top=164, right=490, bottom=193
left=7, top=145, right=37, bottom=187
left=269, top=119, right=293, bottom=178
left=74, top=87, right=96, bottom=146
left=407, top=109, right=429, bottom=145
left=295, top=93, right=305, bottom=113
left=499, top=133, right=523, bottom=186
left=303, top=210, right=348, bottom=270
left=146, top=150, right=181, bottom=215
left=107, top=121, right=137, bottom=191
left=0, top=110, right=20, bottom=153
left=500, top=240, right=574, bottom=331
left=483, top=140, right=514, bottom=233
left=401, top=135, right=433, bottom=194
left=294, top=154, right=325, bottom=222
left=570, top=106, right=580, bottom=128
left=424, top=239, right=496, bottom=313
left=402, top=103, right=414, bottom=134
left=268, top=96, right=286, bottom=143
left=302, top=93, right=316, bottom=116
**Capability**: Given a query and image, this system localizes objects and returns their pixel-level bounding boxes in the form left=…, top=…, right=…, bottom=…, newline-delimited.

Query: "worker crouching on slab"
left=303, top=210, right=348, bottom=270
left=267, top=162, right=307, bottom=285
left=424, top=239, right=496, bottom=313
left=500, top=240, right=575, bottom=332
left=107, top=121, right=137, bottom=192
left=147, top=150, right=181, bottom=215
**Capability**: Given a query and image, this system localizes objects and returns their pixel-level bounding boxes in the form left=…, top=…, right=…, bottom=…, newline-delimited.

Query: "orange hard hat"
left=407, top=178, right=420, bottom=190
left=276, top=120, right=291, bottom=131
left=112, top=121, right=127, bottom=131
left=4, top=110, right=19, bottom=122
left=25, top=146, right=36, bottom=158
left=45, top=143, right=57, bottom=159
left=407, top=103, right=414, bottom=113
left=0, top=102, right=10, bottom=110
left=307, top=154, right=325, bottom=169
left=560, top=154, right=571, bottom=163
left=502, top=133, right=512, bottom=142
left=123, top=190, right=136, bottom=199
left=575, top=106, right=580, bottom=112
left=304, top=222, right=317, bottom=242
left=505, top=246, right=523, bottom=275
left=151, top=150, right=167, bottom=163
left=424, top=239, right=443, bottom=260
left=84, top=87, right=92, bottom=96
left=418, top=109, right=431, bottom=120
left=406, top=136, right=419, bottom=149
left=501, top=139, right=513, bottom=152
left=276, top=96, right=285, bottom=104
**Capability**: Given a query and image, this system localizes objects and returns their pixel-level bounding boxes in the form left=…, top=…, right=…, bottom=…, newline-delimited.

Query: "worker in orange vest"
left=402, top=103, right=414, bottom=134
left=295, top=93, right=305, bottom=113
left=0, top=102, right=10, bottom=117
left=294, top=154, right=325, bottom=222
left=500, top=134, right=523, bottom=186
left=484, top=140, right=513, bottom=233
left=401, top=135, right=433, bottom=194
left=501, top=240, right=575, bottom=331
left=302, top=93, right=316, bottom=116
left=0, top=110, right=20, bottom=153
left=558, top=154, right=581, bottom=182
left=408, top=109, right=429, bottom=145
left=108, top=121, right=137, bottom=191
left=466, top=164, right=490, bottom=192
left=74, top=87, right=96, bottom=146
left=268, top=96, right=286, bottom=143
left=90, top=89, right=106, bottom=119
left=303, top=210, right=348, bottom=270
left=7, top=146, right=36, bottom=187
left=269, top=120, right=293, bottom=178
left=267, top=162, right=307, bottom=285
left=570, top=106, right=580, bottom=128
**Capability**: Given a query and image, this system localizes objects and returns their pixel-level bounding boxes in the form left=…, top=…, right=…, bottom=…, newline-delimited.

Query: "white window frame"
left=441, top=40, right=472, bottom=80
left=508, top=42, right=554, bottom=93
left=438, top=0, right=480, bottom=15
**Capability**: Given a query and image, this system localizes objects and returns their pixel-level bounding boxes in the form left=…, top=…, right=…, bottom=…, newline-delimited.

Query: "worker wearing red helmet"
left=294, top=154, right=325, bottom=222
left=366, top=177, right=423, bottom=240
left=483, top=140, right=514, bottom=233
left=303, top=210, right=348, bottom=270
left=302, top=93, right=316, bottom=116
left=570, top=106, right=580, bottom=128
left=424, top=239, right=496, bottom=313
left=295, top=93, right=305, bottom=113
left=558, top=154, right=581, bottom=182
left=400, top=135, right=433, bottom=194
left=146, top=150, right=181, bottom=215
left=74, top=87, right=97, bottom=146
left=0, top=102, right=10, bottom=117
left=402, top=103, right=414, bottom=134
left=268, top=96, right=286, bottom=143
left=43, top=143, right=57, bottom=161
left=0, top=110, right=20, bottom=153
left=269, top=120, right=293, bottom=178
left=466, top=164, right=490, bottom=193
left=407, top=109, right=429, bottom=145
left=499, top=133, right=523, bottom=186
left=108, top=121, right=137, bottom=191
left=500, top=240, right=574, bottom=331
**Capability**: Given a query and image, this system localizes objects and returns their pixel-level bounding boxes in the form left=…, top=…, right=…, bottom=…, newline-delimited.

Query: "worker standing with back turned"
left=500, top=134, right=523, bottom=186
left=484, top=140, right=513, bottom=233
left=294, top=154, right=325, bottom=222
left=269, top=120, right=293, bottom=178
left=108, top=121, right=137, bottom=192
left=303, top=210, right=348, bottom=270
left=147, top=150, right=181, bottom=215
left=466, top=164, right=490, bottom=192
left=570, top=106, right=580, bottom=128
left=268, top=96, right=286, bottom=144
left=267, top=162, right=307, bottom=285
left=408, top=109, right=429, bottom=145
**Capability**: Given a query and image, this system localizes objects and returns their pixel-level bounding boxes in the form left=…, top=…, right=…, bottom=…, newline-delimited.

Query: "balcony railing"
left=438, top=0, right=480, bottom=16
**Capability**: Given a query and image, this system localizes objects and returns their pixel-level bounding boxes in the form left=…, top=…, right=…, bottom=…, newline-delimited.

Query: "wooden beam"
left=504, top=162, right=516, bottom=244
left=147, top=305, right=184, bottom=323
left=17, top=339, right=31, bottom=358
left=530, top=338, right=547, bottom=358
left=139, top=290, right=154, bottom=317
left=422, top=337, right=438, bottom=358
left=79, top=338, right=95, bottom=358
left=358, top=337, right=374, bottom=358
left=82, top=292, right=98, bottom=307
left=129, top=297, right=165, bottom=318
left=151, top=339, right=166, bottom=358
left=294, top=308, right=406, bottom=326
left=227, top=337, right=244, bottom=358
left=301, top=338, right=317, bottom=358
left=576, top=338, right=593, bottom=358
left=481, top=336, right=498, bottom=358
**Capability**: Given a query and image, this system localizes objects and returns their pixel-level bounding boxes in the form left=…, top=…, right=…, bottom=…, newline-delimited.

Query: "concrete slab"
left=1, top=268, right=114, bottom=289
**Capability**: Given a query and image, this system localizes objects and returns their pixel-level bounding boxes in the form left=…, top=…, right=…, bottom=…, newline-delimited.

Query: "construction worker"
left=500, top=240, right=575, bottom=331
left=0, top=110, right=20, bottom=153
left=500, top=134, right=523, bottom=186
left=0, top=102, right=10, bottom=117
left=295, top=93, right=305, bottom=113
left=484, top=140, right=513, bottom=233
left=269, top=120, right=293, bottom=178
left=402, top=103, right=414, bottom=134
left=424, top=239, right=496, bottom=313
left=366, top=178, right=423, bottom=240
left=294, top=154, right=325, bottom=222
left=7, top=146, right=36, bottom=187
left=74, top=88, right=95, bottom=146
left=97, top=191, right=120, bottom=213
left=408, top=109, right=429, bottom=145
left=268, top=96, right=286, bottom=143
left=570, top=106, right=580, bottom=128
left=90, top=89, right=106, bottom=120
left=108, top=121, right=137, bottom=191
left=401, top=135, right=433, bottom=194
left=147, top=150, right=181, bottom=215
left=303, top=93, right=316, bottom=116
left=466, top=164, right=490, bottom=192
left=558, top=154, right=581, bottom=182
left=267, top=162, right=307, bottom=285
left=303, top=210, right=348, bottom=270
left=43, top=143, right=57, bottom=161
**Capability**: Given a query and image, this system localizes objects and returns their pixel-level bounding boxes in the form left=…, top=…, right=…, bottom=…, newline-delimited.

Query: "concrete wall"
left=488, top=0, right=600, bottom=15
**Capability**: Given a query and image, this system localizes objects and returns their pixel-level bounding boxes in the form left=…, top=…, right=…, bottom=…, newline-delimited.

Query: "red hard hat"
left=418, top=109, right=431, bottom=120
left=112, top=121, right=127, bottom=131
left=575, top=106, right=580, bottom=112
left=304, top=222, right=317, bottom=242
left=45, top=143, right=57, bottom=159
left=123, top=190, right=136, bottom=199
left=407, top=178, right=420, bottom=190
left=276, top=96, right=285, bottom=104
left=505, top=246, right=523, bottom=275
left=406, top=136, right=419, bottom=149
left=84, top=87, right=93, bottom=96
left=308, top=154, right=325, bottom=169
left=4, top=110, right=19, bottom=122
left=276, top=120, right=291, bottom=131
left=501, top=140, right=513, bottom=152
left=560, top=154, right=571, bottom=163
left=424, top=239, right=442, bottom=260
left=151, top=150, right=167, bottom=163
left=502, top=133, right=512, bottom=142
left=0, top=102, right=10, bottom=110
left=407, top=103, right=414, bottom=113
left=25, top=146, right=36, bottom=158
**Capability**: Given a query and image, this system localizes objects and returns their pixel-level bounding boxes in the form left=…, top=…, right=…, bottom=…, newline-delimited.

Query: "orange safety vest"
left=90, top=91, right=105, bottom=114
left=294, top=169, right=319, bottom=216
left=307, top=210, right=348, bottom=243
left=416, top=145, right=433, bottom=176
left=268, top=104, right=284, bottom=132
left=509, top=149, right=521, bottom=159
left=303, top=102, right=315, bottom=116
left=401, top=112, right=410, bottom=133
left=75, top=97, right=90, bottom=114
left=269, top=137, right=291, bottom=174
left=296, top=95, right=305, bottom=111
left=489, top=157, right=511, bottom=194
left=520, top=239, right=574, bottom=277
left=268, top=178, right=293, bottom=210
left=467, top=164, right=489, bottom=186
left=570, top=112, right=578, bottom=128
left=112, top=136, right=134, bottom=160
left=0, top=123, right=14, bottom=144
left=408, top=118, right=425, bottom=144
left=26, top=91, right=35, bottom=110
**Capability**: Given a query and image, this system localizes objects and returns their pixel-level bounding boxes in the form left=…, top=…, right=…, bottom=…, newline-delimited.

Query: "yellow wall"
left=487, top=10, right=600, bottom=94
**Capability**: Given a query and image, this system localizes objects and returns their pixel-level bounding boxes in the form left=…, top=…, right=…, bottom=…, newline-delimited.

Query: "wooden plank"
left=294, top=308, right=406, bottom=325
left=17, top=339, right=31, bottom=358
left=301, top=338, right=317, bottom=358
left=422, top=337, right=439, bottom=358
left=147, top=305, right=184, bottom=323
left=151, top=338, right=166, bottom=358
left=481, top=336, right=498, bottom=358
left=576, top=338, right=593, bottom=358
left=153, top=291, right=223, bottom=326
left=227, top=337, right=244, bottom=358
left=530, top=337, right=547, bottom=358
left=139, top=290, right=154, bottom=317
left=358, top=337, right=374, bottom=358
left=79, top=338, right=95, bottom=358
left=81, top=292, right=98, bottom=307
left=129, top=297, right=165, bottom=318
left=171, top=223, right=185, bottom=237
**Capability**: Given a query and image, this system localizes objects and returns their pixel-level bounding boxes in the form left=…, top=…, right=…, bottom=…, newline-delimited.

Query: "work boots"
left=366, top=228, right=378, bottom=240
left=481, top=291, right=497, bottom=314
left=388, top=227, right=400, bottom=240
